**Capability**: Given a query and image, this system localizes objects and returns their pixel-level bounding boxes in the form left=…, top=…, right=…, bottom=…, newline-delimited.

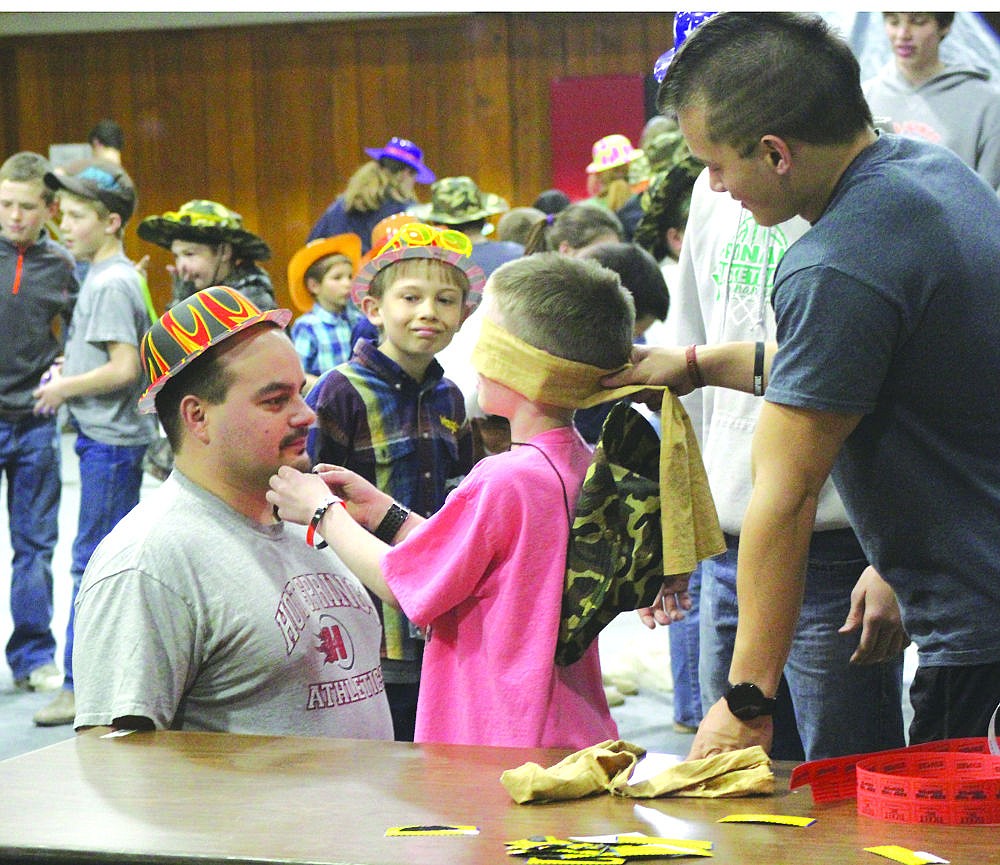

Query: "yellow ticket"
left=385, top=824, right=479, bottom=836
left=717, top=813, right=816, bottom=827
left=865, top=845, right=949, bottom=865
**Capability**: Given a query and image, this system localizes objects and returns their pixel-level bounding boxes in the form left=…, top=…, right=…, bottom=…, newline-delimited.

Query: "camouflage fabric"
left=556, top=402, right=664, bottom=666
left=633, top=156, right=705, bottom=262
left=137, top=199, right=271, bottom=261
left=644, top=130, right=692, bottom=174
left=627, top=129, right=692, bottom=191
left=410, top=176, right=509, bottom=225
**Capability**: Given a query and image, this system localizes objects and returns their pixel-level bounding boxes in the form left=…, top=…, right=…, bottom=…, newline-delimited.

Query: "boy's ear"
left=104, top=212, right=123, bottom=235
left=361, top=295, right=383, bottom=326
left=305, top=276, right=320, bottom=298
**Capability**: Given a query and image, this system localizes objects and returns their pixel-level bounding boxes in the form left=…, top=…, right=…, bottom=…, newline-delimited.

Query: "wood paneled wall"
left=0, top=12, right=674, bottom=312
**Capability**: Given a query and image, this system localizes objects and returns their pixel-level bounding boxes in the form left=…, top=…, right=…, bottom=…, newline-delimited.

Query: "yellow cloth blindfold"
left=471, top=317, right=724, bottom=574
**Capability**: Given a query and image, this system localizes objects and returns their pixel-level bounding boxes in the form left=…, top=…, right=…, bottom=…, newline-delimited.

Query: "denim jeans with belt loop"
left=699, top=529, right=906, bottom=760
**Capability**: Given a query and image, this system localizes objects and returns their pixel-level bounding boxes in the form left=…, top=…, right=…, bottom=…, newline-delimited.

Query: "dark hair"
left=88, top=118, right=124, bottom=151
left=523, top=202, right=623, bottom=255
left=532, top=188, right=571, bottom=216
left=304, top=252, right=352, bottom=288
left=882, top=12, right=955, bottom=30
left=580, top=241, right=669, bottom=324
left=154, top=343, right=234, bottom=450
left=657, top=12, right=872, bottom=153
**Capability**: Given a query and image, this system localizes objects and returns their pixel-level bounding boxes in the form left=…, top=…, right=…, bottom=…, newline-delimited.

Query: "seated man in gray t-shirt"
left=72, top=286, right=393, bottom=739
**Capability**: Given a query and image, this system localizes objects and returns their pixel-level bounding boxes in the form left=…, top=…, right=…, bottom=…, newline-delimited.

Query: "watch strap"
left=373, top=502, right=410, bottom=544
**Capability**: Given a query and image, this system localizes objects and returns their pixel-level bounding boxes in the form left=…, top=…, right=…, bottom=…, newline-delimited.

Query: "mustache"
left=280, top=432, right=308, bottom=450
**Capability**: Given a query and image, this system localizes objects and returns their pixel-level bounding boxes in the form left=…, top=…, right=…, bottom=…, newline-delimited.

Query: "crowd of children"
left=9, top=10, right=1000, bottom=754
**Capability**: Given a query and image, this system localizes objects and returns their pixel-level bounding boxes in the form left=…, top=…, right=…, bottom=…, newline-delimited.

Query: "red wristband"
left=306, top=496, right=345, bottom=549
left=685, top=344, right=706, bottom=389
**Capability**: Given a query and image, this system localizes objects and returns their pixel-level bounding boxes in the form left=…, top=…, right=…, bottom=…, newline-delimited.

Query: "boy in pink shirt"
left=268, top=252, right=637, bottom=749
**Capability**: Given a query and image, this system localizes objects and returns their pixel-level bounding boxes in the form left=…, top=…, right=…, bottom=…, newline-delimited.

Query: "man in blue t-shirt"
left=607, top=12, right=1000, bottom=759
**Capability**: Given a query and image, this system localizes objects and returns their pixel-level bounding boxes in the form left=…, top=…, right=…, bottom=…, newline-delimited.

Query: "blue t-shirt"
left=767, top=133, right=1000, bottom=667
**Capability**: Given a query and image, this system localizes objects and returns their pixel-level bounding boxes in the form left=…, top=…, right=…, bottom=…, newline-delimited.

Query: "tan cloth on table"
left=610, top=745, right=774, bottom=799
left=501, top=740, right=773, bottom=804
left=472, top=318, right=725, bottom=574
left=501, top=740, right=645, bottom=804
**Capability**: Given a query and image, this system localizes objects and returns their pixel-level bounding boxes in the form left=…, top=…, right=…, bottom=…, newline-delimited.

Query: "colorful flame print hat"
left=138, top=285, right=291, bottom=414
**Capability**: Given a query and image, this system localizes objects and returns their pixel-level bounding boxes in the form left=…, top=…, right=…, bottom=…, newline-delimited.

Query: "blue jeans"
left=1, top=415, right=61, bottom=680
left=62, top=429, right=147, bottom=690
left=669, top=564, right=702, bottom=728
left=700, top=530, right=906, bottom=760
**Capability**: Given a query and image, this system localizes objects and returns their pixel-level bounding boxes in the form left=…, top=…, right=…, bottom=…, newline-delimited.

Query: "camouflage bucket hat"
left=138, top=286, right=291, bottom=414
left=633, top=156, right=705, bottom=262
left=137, top=200, right=271, bottom=261
left=408, top=176, right=510, bottom=226
left=642, top=130, right=693, bottom=174
left=556, top=402, right=664, bottom=666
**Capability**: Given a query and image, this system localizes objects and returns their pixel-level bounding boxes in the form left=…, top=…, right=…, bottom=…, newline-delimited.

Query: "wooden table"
left=0, top=729, right=993, bottom=864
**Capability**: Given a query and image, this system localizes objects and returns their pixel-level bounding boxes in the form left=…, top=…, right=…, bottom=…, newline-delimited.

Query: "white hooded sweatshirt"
left=648, top=169, right=853, bottom=535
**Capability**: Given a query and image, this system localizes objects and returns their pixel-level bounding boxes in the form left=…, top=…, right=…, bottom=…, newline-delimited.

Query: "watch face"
left=725, top=682, right=774, bottom=721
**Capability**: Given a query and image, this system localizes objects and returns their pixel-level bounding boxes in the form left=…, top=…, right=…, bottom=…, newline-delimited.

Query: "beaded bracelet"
left=306, top=496, right=345, bottom=549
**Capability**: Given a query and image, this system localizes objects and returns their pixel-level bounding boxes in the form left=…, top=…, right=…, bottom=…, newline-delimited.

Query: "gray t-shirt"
left=73, top=470, right=394, bottom=738
left=768, top=134, right=1000, bottom=668
left=62, top=253, right=157, bottom=446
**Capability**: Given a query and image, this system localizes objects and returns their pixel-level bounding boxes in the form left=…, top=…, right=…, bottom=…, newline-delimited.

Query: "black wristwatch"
left=724, top=682, right=776, bottom=721
left=373, top=502, right=410, bottom=544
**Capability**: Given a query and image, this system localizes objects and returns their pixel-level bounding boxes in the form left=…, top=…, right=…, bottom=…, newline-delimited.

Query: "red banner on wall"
left=548, top=74, right=647, bottom=203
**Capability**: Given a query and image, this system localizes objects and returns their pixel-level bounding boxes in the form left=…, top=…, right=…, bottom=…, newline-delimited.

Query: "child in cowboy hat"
left=308, top=137, right=436, bottom=254
left=137, top=199, right=276, bottom=312
left=287, top=233, right=363, bottom=392
left=346, top=212, right=432, bottom=372
left=304, top=222, right=481, bottom=741
left=409, top=176, right=523, bottom=278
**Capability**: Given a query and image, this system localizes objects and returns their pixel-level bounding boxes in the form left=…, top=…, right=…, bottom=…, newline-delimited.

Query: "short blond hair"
left=489, top=252, right=634, bottom=368
left=0, top=152, right=55, bottom=204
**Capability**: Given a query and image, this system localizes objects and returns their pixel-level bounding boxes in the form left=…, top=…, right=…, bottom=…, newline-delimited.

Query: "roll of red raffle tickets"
left=790, top=738, right=1000, bottom=826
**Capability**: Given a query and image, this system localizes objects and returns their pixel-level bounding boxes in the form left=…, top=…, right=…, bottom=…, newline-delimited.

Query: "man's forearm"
left=690, top=340, right=776, bottom=394
left=728, top=486, right=815, bottom=695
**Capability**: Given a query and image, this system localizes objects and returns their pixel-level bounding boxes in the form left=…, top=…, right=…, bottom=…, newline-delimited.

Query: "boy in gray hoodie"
left=864, top=12, right=1000, bottom=191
